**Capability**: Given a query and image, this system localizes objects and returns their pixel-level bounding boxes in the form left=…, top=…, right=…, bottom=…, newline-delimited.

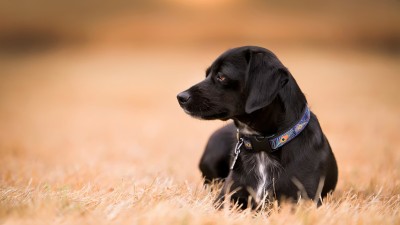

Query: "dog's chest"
left=240, top=151, right=281, bottom=203
left=236, top=123, right=282, bottom=202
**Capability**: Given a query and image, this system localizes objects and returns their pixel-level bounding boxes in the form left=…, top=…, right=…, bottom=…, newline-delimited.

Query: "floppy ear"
left=245, top=51, right=289, bottom=114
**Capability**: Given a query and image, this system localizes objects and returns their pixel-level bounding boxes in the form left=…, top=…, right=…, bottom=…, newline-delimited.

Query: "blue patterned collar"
left=238, top=105, right=311, bottom=152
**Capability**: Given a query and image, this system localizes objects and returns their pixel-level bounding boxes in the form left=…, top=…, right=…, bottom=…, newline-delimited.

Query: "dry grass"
left=1, top=46, right=400, bottom=224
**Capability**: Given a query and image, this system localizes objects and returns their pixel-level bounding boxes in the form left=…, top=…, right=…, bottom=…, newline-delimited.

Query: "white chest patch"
left=254, top=152, right=281, bottom=203
left=256, top=152, right=268, bottom=201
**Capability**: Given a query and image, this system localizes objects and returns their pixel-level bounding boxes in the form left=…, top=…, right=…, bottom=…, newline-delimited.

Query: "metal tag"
left=230, top=138, right=243, bottom=170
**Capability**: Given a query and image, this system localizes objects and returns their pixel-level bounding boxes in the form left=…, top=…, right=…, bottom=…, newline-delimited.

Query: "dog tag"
left=230, top=138, right=243, bottom=170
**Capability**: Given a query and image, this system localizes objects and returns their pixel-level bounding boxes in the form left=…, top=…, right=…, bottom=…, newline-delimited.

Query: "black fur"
left=177, top=46, right=338, bottom=208
left=199, top=123, right=235, bottom=184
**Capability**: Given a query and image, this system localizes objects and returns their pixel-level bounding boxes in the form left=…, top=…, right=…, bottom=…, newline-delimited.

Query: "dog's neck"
left=234, top=78, right=307, bottom=137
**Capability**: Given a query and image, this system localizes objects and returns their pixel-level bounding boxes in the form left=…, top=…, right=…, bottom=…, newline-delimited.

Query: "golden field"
left=0, top=45, right=399, bottom=224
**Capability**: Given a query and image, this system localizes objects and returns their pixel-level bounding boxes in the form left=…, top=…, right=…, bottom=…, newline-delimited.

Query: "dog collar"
left=230, top=105, right=310, bottom=170
left=238, top=105, right=311, bottom=152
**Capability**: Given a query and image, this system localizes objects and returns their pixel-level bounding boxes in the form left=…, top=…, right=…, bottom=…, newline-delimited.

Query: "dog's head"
left=177, top=46, right=289, bottom=120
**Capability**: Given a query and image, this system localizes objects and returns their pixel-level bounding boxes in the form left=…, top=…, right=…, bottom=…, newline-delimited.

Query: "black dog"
left=177, top=46, right=338, bottom=208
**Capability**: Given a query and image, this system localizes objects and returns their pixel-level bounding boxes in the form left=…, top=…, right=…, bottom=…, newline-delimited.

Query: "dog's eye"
left=216, top=73, right=226, bottom=82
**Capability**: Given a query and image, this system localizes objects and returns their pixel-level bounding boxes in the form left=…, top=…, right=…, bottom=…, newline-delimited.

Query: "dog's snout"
left=177, top=91, right=191, bottom=104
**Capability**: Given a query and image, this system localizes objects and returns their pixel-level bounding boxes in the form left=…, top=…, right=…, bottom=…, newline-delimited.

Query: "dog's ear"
left=244, top=51, right=289, bottom=114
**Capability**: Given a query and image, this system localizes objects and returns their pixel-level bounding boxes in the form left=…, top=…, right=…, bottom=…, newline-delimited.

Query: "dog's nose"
left=177, top=91, right=191, bottom=104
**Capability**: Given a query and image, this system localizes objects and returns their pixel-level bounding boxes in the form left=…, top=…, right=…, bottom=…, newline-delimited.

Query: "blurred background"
left=1, top=0, right=399, bottom=191
left=1, top=0, right=399, bottom=52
